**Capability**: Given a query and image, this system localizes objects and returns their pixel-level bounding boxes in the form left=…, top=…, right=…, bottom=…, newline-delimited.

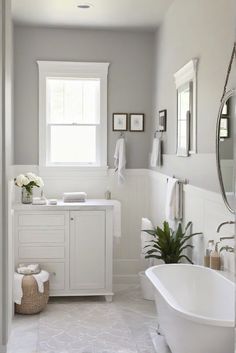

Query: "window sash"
left=46, top=124, right=101, bottom=166
left=46, top=77, right=101, bottom=125
left=38, top=61, right=109, bottom=168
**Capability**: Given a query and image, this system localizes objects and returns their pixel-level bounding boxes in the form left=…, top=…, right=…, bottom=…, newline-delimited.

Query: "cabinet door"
left=70, top=211, right=106, bottom=290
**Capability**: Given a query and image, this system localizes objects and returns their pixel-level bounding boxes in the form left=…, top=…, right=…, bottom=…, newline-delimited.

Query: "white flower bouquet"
left=14, top=173, right=44, bottom=203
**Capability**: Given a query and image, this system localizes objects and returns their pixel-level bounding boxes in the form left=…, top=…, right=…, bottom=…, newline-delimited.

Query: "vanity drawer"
left=18, top=213, right=65, bottom=227
left=18, top=229, right=65, bottom=243
left=41, top=262, right=65, bottom=291
left=19, top=262, right=65, bottom=291
left=18, top=246, right=65, bottom=259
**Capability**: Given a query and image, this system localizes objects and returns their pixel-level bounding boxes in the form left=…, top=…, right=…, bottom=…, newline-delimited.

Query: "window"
left=38, top=61, right=109, bottom=167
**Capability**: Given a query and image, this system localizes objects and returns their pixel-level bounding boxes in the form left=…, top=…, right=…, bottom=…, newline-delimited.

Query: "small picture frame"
left=112, top=113, right=128, bottom=131
left=220, top=117, right=230, bottom=138
left=129, top=114, right=145, bottom=132
left=158, top=109, right=167, bottom=131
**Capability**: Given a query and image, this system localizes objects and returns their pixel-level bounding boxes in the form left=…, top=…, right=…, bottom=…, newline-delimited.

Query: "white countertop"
left=13, top=199, right=119, bottom=211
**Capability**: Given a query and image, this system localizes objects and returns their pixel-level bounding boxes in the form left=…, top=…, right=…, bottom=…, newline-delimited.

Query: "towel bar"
left=166, top=176, right=188, bottom=185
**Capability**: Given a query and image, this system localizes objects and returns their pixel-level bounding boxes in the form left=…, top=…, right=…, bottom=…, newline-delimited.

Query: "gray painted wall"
left=152, top=0, right=236, bottom=192
left=14, top=26, right=154, bottom=168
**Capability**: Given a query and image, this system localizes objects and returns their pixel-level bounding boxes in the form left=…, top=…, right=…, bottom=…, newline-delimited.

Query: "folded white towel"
left=141, top=218, right=155, bottom=259
left=114, top=138, right=126, bottom=185
left=150, top=137, right=162, bottom=167
left=63, top=192, right=87, bottom=202
left=165, top=177, right=179, bottom=230
left=33, top=270, right=50, bottom=293
left=13, top=270, right=49, bottom=304
left=112, top=200, right=122, bottom=238
left=32, top=197, right=47, bottom=205
left=13, top=272, right=24, bottom=305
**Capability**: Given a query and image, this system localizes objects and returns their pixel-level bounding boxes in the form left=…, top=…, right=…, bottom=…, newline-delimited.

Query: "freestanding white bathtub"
left=146, top=264, right=235, bottom=353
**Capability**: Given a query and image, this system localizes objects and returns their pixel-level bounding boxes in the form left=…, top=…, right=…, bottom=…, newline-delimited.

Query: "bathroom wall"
left=148, top=170, right=235, bottom=268
left=13, top=25, right=154, bottom=168
left=11, top=1, right=236, bottom=288
left=152, top=0, right=236, bottom=192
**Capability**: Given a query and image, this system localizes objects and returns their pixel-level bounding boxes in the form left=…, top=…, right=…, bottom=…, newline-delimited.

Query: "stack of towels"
left=14, top=264, right=49, bottom=305
left=63, top=192, right=87, bottom=203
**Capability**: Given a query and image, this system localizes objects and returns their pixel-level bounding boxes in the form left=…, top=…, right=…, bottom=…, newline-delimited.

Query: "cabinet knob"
left=70, top=217, right=74, bottom=221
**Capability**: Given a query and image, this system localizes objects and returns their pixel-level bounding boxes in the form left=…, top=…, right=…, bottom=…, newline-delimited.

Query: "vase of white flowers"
left=14, top=173, right=44, bottom=204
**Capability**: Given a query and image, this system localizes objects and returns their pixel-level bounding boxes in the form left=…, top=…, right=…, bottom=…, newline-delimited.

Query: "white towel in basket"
left=13, top=270, right=50, bottom=305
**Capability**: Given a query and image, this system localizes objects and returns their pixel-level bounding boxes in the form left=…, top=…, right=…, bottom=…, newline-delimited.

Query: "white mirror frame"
left=174, top=58, right=198, bottom=155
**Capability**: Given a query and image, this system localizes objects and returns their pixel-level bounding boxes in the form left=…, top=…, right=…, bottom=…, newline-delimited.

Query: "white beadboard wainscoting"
left=148, top=170, right=235, bottom=267
left=10, top=167, right=234, bottom=287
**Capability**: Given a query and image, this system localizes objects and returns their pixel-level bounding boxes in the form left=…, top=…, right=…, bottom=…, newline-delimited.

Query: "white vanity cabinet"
left=70, top=211, right=106, bottom=291
left=13, top=201, right=115, bottom=301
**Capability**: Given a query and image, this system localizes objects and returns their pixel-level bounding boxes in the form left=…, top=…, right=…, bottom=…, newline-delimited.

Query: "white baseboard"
left=113, top=274, right=139, bottom=285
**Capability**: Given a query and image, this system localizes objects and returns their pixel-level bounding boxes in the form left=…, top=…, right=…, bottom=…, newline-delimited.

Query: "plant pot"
left=139, top=271, right=155, bottom=301
left=21, top=187, right=33, bottom=204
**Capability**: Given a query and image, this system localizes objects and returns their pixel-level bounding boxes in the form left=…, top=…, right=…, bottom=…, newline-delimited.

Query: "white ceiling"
left=11, top=0, right=173, bottom=30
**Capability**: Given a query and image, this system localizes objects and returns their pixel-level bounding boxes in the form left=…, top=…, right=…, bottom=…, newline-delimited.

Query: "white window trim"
left=37, top=61, right=110, bottom=169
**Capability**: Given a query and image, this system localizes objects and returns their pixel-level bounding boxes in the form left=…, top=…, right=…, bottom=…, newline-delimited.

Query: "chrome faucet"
left=216, top=221, right=235, bottom=233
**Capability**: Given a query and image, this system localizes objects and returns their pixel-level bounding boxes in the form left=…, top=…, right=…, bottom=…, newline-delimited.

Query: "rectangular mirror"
left=177, top=82, right=192, bottom=156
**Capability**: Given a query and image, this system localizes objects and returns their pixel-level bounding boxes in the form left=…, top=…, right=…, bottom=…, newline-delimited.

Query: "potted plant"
left=144, top=221, right=202, bottom=264
left=14, top=173, right=44, bottom=204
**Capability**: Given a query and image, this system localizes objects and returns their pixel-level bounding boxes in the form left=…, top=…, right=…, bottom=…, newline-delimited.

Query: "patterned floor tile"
left=7, top=286, right=166, bottom=353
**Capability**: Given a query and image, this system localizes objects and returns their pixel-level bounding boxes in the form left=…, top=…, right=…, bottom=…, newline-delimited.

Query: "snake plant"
left=144, top=221, right=201, bottom=264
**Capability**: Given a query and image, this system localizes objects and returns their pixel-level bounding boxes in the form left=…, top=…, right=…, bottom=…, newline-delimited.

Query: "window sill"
left=38, top=165, right=109, bottom=177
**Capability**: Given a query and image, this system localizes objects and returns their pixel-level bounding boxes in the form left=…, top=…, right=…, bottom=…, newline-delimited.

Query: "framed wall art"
left=129, top=114, right=144, bottom=132
left=112, top=113, right=128, bottom=131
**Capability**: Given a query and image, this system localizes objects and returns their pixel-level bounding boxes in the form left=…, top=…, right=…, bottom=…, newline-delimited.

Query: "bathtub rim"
left=146, top=264, right=235, bottom=328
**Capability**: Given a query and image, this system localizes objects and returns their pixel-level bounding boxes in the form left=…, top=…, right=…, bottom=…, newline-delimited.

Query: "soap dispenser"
left=204, top=240, right=214, bottom=267
left=210, top=242, right=221, bottom=270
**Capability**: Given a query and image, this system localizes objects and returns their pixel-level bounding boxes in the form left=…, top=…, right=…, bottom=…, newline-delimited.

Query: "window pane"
left=64, top=80, right=83, bottom=123
left=50, top=126, right=96, bottom=164
left=83, top=80, right=100, bottom=124
left=47, top=79, right=64, bottom=123
left=47, top=78, right=100, bottom=124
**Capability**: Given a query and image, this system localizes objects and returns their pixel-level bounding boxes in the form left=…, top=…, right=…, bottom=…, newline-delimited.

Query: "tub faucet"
left=216, top=221, right=235, bottom=233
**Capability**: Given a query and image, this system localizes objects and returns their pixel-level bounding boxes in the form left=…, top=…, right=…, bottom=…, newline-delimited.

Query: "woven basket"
left=15, top=275, right=49, bottom=315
